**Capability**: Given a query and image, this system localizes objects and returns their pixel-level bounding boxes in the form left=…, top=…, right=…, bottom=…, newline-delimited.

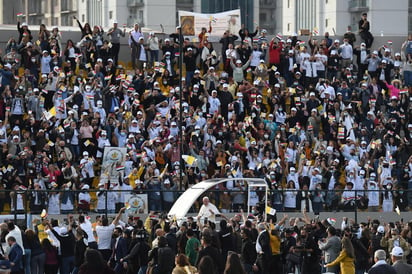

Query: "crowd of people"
left=0, top=204, right=411, bottom=274
left=0, top=13, right=411, bottom=218
left=0, top=10, right=412, bottom=274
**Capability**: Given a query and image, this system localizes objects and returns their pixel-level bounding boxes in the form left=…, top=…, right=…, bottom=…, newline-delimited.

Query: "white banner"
left=125, top=193, right=148, bottom=215
left=101, top=147, right=127, bottom=184
left=179, top=9, right=241, bottom=38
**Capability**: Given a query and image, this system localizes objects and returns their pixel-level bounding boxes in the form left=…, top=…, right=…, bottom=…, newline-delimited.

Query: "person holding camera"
left=358, top=13, right=374, bottom=49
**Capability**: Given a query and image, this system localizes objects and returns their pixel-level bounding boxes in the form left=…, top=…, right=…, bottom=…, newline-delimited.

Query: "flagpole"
left=178, top=26, right=184, bottom=191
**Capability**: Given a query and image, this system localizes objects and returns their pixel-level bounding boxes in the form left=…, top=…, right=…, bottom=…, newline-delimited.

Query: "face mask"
left=264, top=134, right=269, bottom=139
left=85, top=86, right=91, bottom=92
left=279, top=108, right=283, bottom=111
left=251, top=113, right=256, bottom=118
left=281, top=128, right=285, bottom=131
left=387, top=185, right=392, bottom=190
left=257, top=99, right=262, bottom=103
left=218, top=132, right=223, bottom=136
left=31, top=58, right=36, bottom=63
left=174, top=166, right=179, bottom=170
left=316, top=186, right=322, bottom=190
left=120, top=132, right=126, bottom=137
left=399, top=191, right=404, bottom=194
left=404, top=169, right=409, bottom=172
left=77, top=78, right=82, bottom=81
left=270, top=175, right=276, bottom=180
left=198, top=112, right=203, bottom=116
left=101, top=136, right=106, bottom=139
left=84, top=156, right=88, bottom=159
left=290, top=171, right=295, bottom=175
left=201, top=173, right=206, bottom=177
left=349, top=175, right=354, bottom=179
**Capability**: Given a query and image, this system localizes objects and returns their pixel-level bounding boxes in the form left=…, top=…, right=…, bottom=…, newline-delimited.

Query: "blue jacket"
left=8, top=243, right=23, bottom=271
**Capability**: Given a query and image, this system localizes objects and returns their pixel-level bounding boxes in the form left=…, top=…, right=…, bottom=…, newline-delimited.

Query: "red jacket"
left=269, top=41, right=283, bottom=64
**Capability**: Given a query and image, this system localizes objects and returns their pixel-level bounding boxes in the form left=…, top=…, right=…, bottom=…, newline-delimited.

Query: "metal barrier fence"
left=3, top=188, right=409, bottom=223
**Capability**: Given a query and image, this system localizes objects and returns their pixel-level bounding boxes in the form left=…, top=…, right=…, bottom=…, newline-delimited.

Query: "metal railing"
left=2, top=188, right=409, bottom=223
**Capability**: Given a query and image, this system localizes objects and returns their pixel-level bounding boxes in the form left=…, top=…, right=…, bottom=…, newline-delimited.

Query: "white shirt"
left=197, top=203, right=219, bottom=222
left=6, top=227, right=25, bottom=255
left=339, top=43, right=353, bottom=60
left=208, top=96, right=221, bottom=114
left=80, top=219, right=96, bottom=243
left=96, top=223, right=115, bottom=250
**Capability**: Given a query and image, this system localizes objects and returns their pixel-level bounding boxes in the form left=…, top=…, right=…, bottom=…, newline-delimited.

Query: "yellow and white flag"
left=266, top=206, right=276, bottom=216
left=182, top=155, right=197, bottom=166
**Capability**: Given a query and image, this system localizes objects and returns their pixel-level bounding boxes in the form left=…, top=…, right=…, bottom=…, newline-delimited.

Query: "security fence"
left=2, top=188, right=409, bottom=224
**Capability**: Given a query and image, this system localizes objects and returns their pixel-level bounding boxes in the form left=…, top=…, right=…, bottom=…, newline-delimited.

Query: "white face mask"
left=264, top=134, right=269, bottom=139
left=85, top=86, right=91, bottom=92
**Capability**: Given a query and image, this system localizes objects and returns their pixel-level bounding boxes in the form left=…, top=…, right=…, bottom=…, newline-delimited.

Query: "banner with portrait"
left=101, top=147, right=127, bottom=184
left=178, top=9, right=241, bottom=39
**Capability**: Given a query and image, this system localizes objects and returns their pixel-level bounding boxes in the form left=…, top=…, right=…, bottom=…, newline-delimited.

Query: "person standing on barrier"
left=128, top=23, right=143, bottom=70
left=358, top=13, right=374, bottom=49
left=107, top=20, right=125, bottom=66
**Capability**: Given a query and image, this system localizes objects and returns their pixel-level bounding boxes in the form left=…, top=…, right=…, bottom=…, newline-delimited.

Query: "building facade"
left=282, top=0, right=410, bottom=37
left=0, top=0, right=410, bottom=37
left=0, top=0, right=78, bottom=27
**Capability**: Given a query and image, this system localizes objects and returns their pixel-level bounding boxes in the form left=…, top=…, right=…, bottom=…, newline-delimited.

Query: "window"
left=109, top=11, right=113, bottom=19
left=287, top=0, right=290, bottom=8
left=325, top=19, right=329, bottom=27
left=326, top=0, right=328, bottom=3
left=82, top=14, right=85, bottom=22
left=287, top=23, right=291, bottom=32
left=260, top=13, right=267, bottom=22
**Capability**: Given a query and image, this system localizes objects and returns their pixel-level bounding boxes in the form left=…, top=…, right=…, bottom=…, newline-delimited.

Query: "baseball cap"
left=391, top=246, right=403, bottom=257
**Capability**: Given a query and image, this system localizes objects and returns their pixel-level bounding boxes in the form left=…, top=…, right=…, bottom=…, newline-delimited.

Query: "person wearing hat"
left=183, top=44, right=199, bottom=88
left=197, top=196, right=220, bottom=223
left=391, top=246, right=412, bottom=273
left=365, top=50, right=381, bottom=78
left=78, top=184, right=91, bottom=214
left=160, top=37, right=175, bottom=62
left=358, top=13, right=374, bottom=48
left=368, top=249, right=396, bottom=274
left=230, top=56, right=252, bottom=85
left=107, top=20, right=126, bottom=65
left=128, top=23, right=144, bottom=69
left=17, top=20, right=33, bottom=44
left=381, top=227, right=410, bottom=259
left=40, top=49, right=52, bottom=74
left=147, top=31, right=160, bottom=65
left=354, top=41, right=370, bottom=78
